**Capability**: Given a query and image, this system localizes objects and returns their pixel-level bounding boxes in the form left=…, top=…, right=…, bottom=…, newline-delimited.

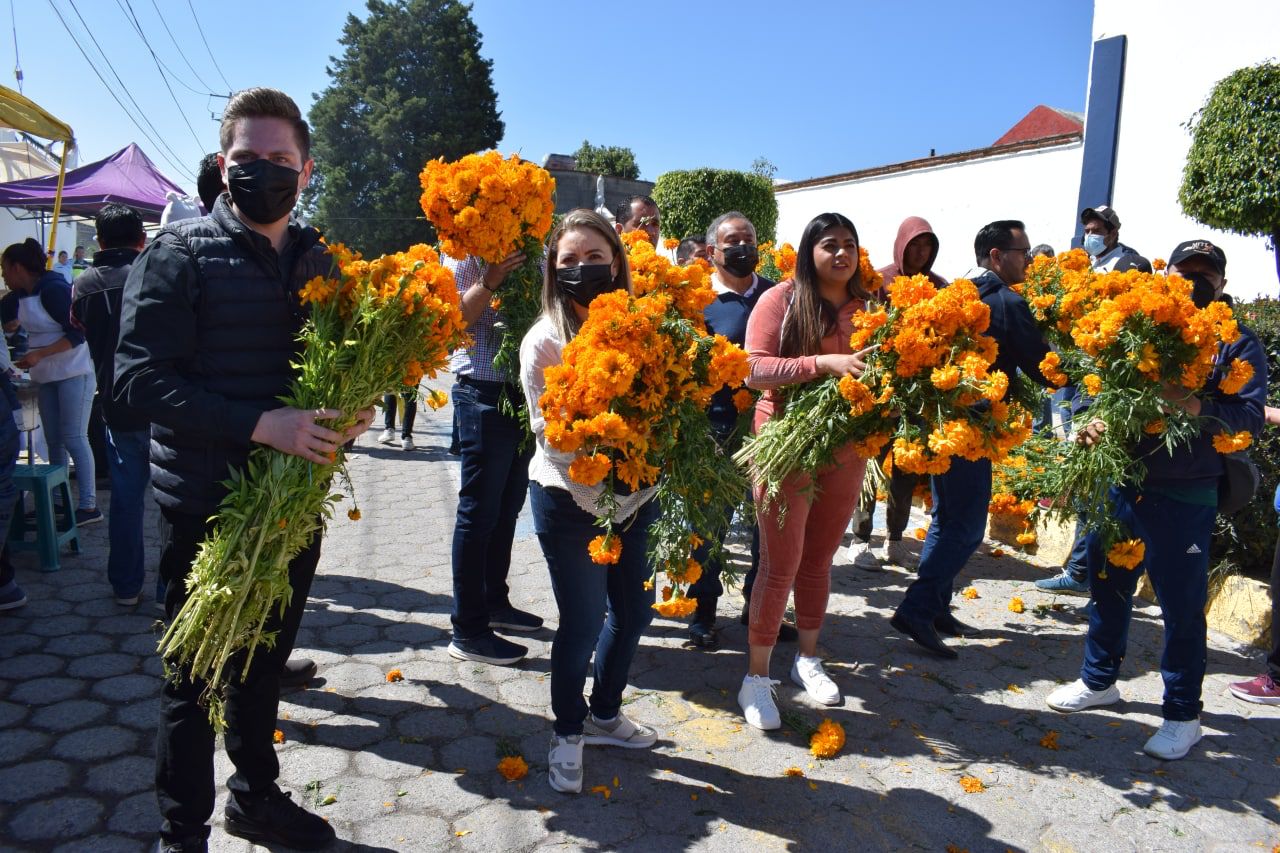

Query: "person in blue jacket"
left=1046, top=239, right=1268, bottom=761
left=890, top=220, right=1051, bottom=659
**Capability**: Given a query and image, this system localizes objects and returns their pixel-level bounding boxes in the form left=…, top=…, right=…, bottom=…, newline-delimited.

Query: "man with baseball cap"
left=1080, top=205, right=1143, bottom=272
left=1046, top=236, right=1267, bottom=760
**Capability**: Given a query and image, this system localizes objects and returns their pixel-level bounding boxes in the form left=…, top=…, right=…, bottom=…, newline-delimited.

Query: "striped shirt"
left=447, top=255, right=510, bottom=383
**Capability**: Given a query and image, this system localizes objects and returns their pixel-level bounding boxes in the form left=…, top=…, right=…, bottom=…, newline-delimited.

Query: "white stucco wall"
left=1095, top=0, right=1279, bottom=299
left=774, top=141, right=1084, bottom=279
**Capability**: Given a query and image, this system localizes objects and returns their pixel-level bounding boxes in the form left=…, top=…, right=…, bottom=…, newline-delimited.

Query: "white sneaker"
left=401, top=435, right=416, bottom=451
left=791, top=655, right=841, bottom=706
left=738, top=675, right=782, bottom=730
left=377, top=428, right=397, bottom=445
left=583, top=711, right=657, bottom=748
left=882, top=539, right=917, bottom=568
left=547, top=734, right=584, bottom=793
left=1143, top=718, right=1202, bottom=760
left=847, top=539, right=882, bottom=570
left=1046, top=679, right=1121, bottom=712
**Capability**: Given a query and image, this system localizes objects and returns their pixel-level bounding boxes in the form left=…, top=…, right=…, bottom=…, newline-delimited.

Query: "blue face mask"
left=1082, top=233, right=1106, bottom=257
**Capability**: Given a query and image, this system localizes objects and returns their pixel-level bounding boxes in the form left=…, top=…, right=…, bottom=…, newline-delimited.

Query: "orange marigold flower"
left=1008, top=597, right=1025, bottom=614
left=1212, top=430, right=1253, bottom=454
left=1082, top=374, right=1103, bottom=397
left=1216, top=358, right=1254, bottom=396
left=497, top=756, right=529, bottom=781
left=732, top=388, right=755, bottom=413
left=930, top=364, right=961, bottom=391
left=426, top=389, right=449, bottom=410
left=809, top=719, right=846, bottom=759
left=1016, top=532, right=1037, bottom=546
left=1107, top=539, right=1145, bottom=570
left=652, top=591, right=698, bottom=618
left=588, top=533, right=622, bottom=565
left=1039, top=730, right=1060, bottom=750
left=1152, top=257, right=1167, bottom=271
left=913, top=527, right=928, bottom=541
left=273, top=729, right=285, bottom=744
left=959, top=775, right=986, bottom=793
left=663, top=237, right=679, bottom=251
left=347, top=508, right=362, bottom=521
left=1143, top=419, right=1166, bottom=435
left=680, top=559, right=703, bottom=585
left=961, top=586, right=979, bottom=600
left=386, top=669, right=404, bottom=683
left=568, top=452, right=612, bottom=487
left=783, top=767, right=805, bottom=778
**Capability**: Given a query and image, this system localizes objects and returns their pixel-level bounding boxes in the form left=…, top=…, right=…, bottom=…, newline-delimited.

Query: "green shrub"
left=572, top=140, right=640, bottom=181
left=1211, top=296, right=1280, bottom=580
left=652, top=168, right=777, bottom=244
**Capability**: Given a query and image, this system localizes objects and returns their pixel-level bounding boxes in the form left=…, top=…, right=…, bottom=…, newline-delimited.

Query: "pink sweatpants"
left=748, top=438, right=866, bottom=648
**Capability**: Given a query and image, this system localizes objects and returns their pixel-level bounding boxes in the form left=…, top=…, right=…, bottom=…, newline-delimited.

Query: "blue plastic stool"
left=8, top=463, right=81, bottom=572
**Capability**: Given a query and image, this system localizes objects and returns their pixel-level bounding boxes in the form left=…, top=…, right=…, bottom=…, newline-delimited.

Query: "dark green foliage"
left=1179, top=62, right=1280, bottom=283
left=652, top=168, right=778, bottom=244
left=1212, top=297, right=1280, bottom=580
left=571, top=140, right=640, bottom=181
left=306, top=0, right=503, bottom=256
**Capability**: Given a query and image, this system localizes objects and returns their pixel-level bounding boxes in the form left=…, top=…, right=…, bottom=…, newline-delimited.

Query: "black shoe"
left=890, top=612, right=958, bottom=659
left=934, top=612, right=980, bottom=638
left=688, top=617, right=719, bottom=649
left=739, top=605, right=800, bottom=642
left=489, top=607, right=544, bottom=633
left=75, top=507, right=104, bottom=526
left=448, top=632, right=527, bottom=666
left=224, top=786, right=336, bottom=850
left=280, top=657, right=317, bottom=688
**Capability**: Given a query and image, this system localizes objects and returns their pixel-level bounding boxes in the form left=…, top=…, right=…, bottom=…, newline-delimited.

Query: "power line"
left=9, top=0, right=22, bottom=91
left=43, top=0, right=196, bottom=181
left=186, top=0, right=231, bottom=93
left=115, top=0, right=218, bottom=98
left=148, top=0, right=221, bottom=96
left=116, top=0, right=208, bottom=151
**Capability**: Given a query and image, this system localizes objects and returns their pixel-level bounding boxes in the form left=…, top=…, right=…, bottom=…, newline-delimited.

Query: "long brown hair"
left=779, top=212, right=866, bottom=358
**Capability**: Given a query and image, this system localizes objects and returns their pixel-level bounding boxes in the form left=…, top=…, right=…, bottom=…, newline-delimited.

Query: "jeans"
left=450, top=378, right=531, bottom=639
left=104, top=426, right=151, bottom=598
left=1080, top=487, right=1214, bottom=721
left=382, top=390, right=417, bottom=438
left=531, top=483, right=658, bottom=736
left=1064, top=516, right=1089, bottom=582
left=37, top=371, right=96, bottom=510
left=0, top=414, right=20, bottom=585
left=155, top=509, right=321, bottom=843
left=897, top=457, right=992, bottom=622
left=1269, top=535, right=1280, bottom=680
left=688, top=422, right=758, bottom=607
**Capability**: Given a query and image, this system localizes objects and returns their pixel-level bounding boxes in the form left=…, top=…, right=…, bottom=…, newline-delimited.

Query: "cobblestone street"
left=2, top=386, right=1278, bottom=852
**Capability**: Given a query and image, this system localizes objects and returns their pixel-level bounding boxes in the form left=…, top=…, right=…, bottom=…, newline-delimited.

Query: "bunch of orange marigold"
left=621, top=230, right=716, bottom=324
left=419, top=151, right=555, bottom=388
left=756, top=240, right=797, bottom=282
left=737, top=268, right=1032, bottom=504
left=1010, top=249, right=1251, bottom=566
left=159, top=243, right=467, bottom=730
left=538, top=288, right=751, bottom=615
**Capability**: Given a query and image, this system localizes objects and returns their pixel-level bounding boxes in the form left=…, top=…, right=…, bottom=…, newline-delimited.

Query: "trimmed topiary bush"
left=652, top=168, right=777, bottom=244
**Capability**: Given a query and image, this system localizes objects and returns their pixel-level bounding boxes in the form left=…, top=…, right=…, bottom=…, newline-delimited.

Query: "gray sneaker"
left=1035, top=570, right=1090, bottom=596
left=583, top=711, right=657, bottom=748
left=548, top=734, right=584, bottom=793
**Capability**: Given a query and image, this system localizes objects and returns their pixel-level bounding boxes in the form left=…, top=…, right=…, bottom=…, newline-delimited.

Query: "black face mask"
left=1186, top=271, right=1217, bottom=309
left=720, top=244, right=759, bottom=278
left=226, top=159, right=301, bottom=225
left=557, top=264, right=619, bottom=308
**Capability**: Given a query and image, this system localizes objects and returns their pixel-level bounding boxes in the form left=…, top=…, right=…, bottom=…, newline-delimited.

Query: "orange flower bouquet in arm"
left=1012, top=251, right=1256, bottom=564
left=538, top=287, right=751, bottom=615
left=419, top=151, right=555, bottom=387
left=158, top=244, right=467, bottom=729
left=736, top=263, right=1032, bottom=506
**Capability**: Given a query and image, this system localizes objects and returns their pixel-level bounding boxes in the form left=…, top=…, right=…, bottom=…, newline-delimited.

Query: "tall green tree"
left=307, top=0, right=503, bottom=256
left=652, top=168, right=777, bottom=243
left=571, top=140, right=640, bottom=180
left=1179, top=61, right=1280, bottom=284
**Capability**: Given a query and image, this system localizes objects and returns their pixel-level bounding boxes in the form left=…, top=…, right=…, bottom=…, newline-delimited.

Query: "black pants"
left=383, top=390, right=418, bottom=438
left=155, top=508, right=322, bottom=842
left=852, top=461, right=918, bottom=542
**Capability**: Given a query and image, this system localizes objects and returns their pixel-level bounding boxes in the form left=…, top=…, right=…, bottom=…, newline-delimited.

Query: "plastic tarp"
left=0, top=142, right=185, bottom=223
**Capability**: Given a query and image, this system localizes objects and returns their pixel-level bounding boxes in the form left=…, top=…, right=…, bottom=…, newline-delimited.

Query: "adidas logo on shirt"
left=1186, top=543, right=1202, bottom=555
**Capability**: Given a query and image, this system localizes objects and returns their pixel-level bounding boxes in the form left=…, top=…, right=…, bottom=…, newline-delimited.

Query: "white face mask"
left=1083, top=233, right=1106, bottom=257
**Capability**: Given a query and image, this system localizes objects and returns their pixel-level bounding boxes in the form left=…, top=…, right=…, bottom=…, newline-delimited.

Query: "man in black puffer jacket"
left=115, top=87, right=372, bottom=853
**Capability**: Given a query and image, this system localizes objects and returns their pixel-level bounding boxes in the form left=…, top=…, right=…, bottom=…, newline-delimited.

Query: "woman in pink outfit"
left=738, top=212, right=872, bottom=730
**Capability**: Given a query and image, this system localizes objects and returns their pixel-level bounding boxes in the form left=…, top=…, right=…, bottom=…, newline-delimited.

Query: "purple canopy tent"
left=0, top=142, right=186, bottom=223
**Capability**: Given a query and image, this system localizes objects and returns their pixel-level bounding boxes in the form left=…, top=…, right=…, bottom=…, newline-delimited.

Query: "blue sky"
left=5, top=1, right=1093, bottom=193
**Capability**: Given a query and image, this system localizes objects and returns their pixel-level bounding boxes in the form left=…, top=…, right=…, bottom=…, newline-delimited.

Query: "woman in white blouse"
left=519, top=209, right=660, bottom=795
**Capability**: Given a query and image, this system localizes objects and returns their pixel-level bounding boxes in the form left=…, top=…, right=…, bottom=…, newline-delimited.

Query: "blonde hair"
left=541, top=209, right=632, bottom=343
left=219, top=87, right=311, bottom=159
